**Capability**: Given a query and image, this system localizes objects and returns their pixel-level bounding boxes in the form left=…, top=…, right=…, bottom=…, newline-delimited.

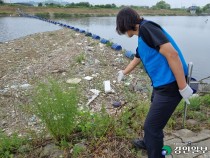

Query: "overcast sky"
left=8, top=0, right=210, bottom=8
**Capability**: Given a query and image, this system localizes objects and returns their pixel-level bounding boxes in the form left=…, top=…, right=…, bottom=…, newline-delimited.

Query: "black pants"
left=143, top=85, right=182, bottom=158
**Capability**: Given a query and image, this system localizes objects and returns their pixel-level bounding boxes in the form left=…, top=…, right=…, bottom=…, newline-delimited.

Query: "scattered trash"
left=76, top=43, right=82, bottom=46
left=10, top=83, right=32, bottom=90
left=112, top=101, right=121, bottom=108
left=104, top=80, right=115, bottom=93
left=0, top=26, right=152, bottom=140
left=87, top=46, right=94, bottom=51
left=86, top=89, right=100, bottom=106
left=91, top=74, right=98, bottom=77
left=20, top=84, right=32, bottom=89
left=66, top=78, right=81, bottom=84
left=10, top=85, right=18, bottom=89
left=117, top=54, right=123, bottom=57
left=84, top=76, right=93, bottom=81
left=90, top=89, right=100, bottom=95
left=95, top=59, right=100, bottom=64
left=104, top=80, right=111, bottom=93
left=51, top=69, right=67, bottom=73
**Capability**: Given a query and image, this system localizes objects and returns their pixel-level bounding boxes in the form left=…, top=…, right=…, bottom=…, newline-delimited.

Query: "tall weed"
left=33, top=80, right=79, bottom=141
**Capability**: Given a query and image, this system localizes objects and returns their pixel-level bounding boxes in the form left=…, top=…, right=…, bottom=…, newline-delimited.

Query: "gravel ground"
left=0, top=28, right=150, bottom=136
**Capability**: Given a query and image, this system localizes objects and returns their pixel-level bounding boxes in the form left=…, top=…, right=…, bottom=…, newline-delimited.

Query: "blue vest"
left=138, top=21, right=188, bottom=87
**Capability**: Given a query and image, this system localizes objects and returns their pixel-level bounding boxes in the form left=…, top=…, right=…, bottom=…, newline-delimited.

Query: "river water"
left=0, top=17, right=61, bottom=42
left=0, top=16, right=209, bottom=80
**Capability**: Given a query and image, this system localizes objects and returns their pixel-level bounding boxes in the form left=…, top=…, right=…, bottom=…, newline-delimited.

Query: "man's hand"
left=179, top=84, right=193, bottom=104
left=117, top=70, right=125, bottom=82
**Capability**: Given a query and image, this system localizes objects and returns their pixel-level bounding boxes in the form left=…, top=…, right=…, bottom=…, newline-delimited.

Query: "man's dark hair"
left=116, top=7, right=141, bottom=35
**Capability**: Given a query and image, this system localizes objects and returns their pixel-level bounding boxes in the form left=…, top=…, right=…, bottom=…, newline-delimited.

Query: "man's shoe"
left=132, top=139, right=147, bottom=150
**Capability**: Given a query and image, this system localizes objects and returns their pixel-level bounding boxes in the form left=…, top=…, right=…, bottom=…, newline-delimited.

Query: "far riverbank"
left=0, top=5, right=192, bottom=18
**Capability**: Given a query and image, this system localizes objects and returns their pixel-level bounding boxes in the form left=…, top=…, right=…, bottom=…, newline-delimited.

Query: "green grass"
left=28, top=79, right=210, bottom=156
left=78, top=106, right=114, bottom=138
left=0, top=12, right=10, bottom=16
left=115, top=101, right=150, bottom=138
left=31, top=79, right=118, bottom=156
left=33, top=80, right=79, bottom=141
left=54, top=13, right=73, bottom=18
left=0, top=131, right=28, bottom=158
left=35, top=12, right=50, bottom=18
left=32, top=80, right=114, bottom=141
left=201, top=94, right=210, bottom=107
left=123, top=86, right=141, bottom=103
left=72, top=143, right=86, bottom=158
left=53, top=13, right=113, bottom=18
left=105, top=41, right=114, bottom=47
left=75, top=53, right=85, bottom=64
left=167, top=95, right=210, bottom=131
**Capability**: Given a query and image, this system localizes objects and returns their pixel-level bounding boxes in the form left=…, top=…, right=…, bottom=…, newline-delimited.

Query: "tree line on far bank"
left=0, top=0, right=210, bottom=14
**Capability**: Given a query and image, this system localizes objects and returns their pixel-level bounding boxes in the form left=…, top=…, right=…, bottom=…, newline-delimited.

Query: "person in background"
left=116, top=7, right=193, bottom=158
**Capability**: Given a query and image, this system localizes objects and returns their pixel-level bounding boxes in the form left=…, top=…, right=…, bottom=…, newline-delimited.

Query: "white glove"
left=117, top=70, right=125, bottom=82
left=179, top=84, right=193, bottom=104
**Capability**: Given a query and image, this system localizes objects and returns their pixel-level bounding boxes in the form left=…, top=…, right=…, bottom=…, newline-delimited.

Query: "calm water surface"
left=0, top=17, right=61, bottom=42
left=0, top=16, right=209, bottom=80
